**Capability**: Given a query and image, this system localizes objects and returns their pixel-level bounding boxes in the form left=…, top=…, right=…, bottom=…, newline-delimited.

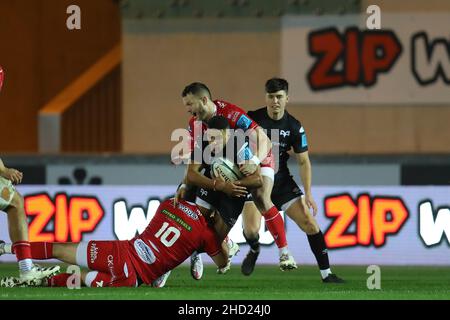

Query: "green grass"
left=0, top=263, right=449, bottom=300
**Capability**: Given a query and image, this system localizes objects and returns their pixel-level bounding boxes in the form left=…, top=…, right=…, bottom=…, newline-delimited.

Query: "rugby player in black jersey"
left=241, top=78, right=344, bottom=283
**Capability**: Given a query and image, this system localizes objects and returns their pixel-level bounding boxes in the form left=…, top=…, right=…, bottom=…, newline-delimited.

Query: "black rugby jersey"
left=248, top=107, right=308, bottom=180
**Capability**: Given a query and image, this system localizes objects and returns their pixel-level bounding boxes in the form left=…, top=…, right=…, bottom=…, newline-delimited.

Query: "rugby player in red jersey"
left=0, top=199, right=229, bottom=287
left=176, top=83, right=297, bottom=279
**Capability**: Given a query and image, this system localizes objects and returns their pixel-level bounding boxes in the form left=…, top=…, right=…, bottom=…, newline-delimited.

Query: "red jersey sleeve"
left=202, top=226, right=222, bottom=257
left=214, top=100, right=259, bottom=132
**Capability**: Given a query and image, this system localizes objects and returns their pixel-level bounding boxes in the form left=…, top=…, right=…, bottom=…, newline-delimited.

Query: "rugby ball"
left=211, top=157, right=243, bottom=182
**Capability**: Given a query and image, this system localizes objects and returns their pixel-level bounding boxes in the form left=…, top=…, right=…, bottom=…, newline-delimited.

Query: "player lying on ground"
left=178, top=82, right=297, bottom=280
left=240, top=78, right=344, bottom=283
left=0, top=160, right=59, bottom=286
left=0, top=199, right=230, bottom=288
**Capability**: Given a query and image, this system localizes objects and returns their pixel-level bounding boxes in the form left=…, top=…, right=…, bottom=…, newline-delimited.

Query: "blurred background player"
left=177, top=83, right=297, bottom=278
left=0, top=198, right=229, bottom=288
left=0, top=159, right=60, bottom=286
left=0, top=67, right=60, bottom=286
left=241, top=78, right=344, bottom=283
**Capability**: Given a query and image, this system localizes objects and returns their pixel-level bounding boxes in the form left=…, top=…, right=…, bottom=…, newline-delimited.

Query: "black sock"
left=307, top=231, right=330, bottom=270
left=243, top=232, right=260, bottom=253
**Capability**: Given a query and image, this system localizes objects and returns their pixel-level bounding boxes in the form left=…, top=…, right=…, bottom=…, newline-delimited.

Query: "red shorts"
left=85, top=240, right=139, bottom=287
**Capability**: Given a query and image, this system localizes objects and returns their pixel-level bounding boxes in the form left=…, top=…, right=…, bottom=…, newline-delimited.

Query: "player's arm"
left=294, top=151, right=318, bottom=215
left=186, top=163, right=247, bottom=198
left=240, top=126, right=272, bottom=176
left=252, top=126, right=272, bottom=164
left=237, top=166, right=263, bottom=190
left=233, top=111, right=271, bottom=176
left=0, top=158, right=5, bottom=176
left=203, top=227, right=229, bottom=269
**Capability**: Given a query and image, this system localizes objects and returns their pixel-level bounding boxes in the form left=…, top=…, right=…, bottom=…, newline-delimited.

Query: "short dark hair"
left=207, top=115, right=230, bottom=130
left=265, top=78, right=289, bottom=94
left=181, top=82, right=212, bottom=99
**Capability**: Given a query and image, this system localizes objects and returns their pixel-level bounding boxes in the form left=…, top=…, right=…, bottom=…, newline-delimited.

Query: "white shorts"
left=0, top=176, right=15, bottom=211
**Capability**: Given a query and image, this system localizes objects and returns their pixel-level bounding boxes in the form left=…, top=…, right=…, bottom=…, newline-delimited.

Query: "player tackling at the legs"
left=0, top=199, right=229, bottom=287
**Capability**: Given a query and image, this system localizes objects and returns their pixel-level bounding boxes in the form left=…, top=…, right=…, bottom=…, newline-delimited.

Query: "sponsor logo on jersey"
left=280, top=130, right=291, bottom=138
left=299, top=126, right=305, bottom=133
left=231, top=111, right=240, bottom=122
left=236, top=115, right=252, bottom=130
left=90, top=242, right=99, bottom=264
left=237, top=142, right=253, bottom=161
left=301, top=135, right=308, bottom=148
left=107, top=254, right=117, bottom=281
left=177, top=203, right=199, bottom=221
left=134, top=239, right=156, bottom=265
left=162, top=209, right=193, bottom=231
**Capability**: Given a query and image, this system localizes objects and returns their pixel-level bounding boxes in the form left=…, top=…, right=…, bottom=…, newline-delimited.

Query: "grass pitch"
left=0, top=263, right=448, bottom=300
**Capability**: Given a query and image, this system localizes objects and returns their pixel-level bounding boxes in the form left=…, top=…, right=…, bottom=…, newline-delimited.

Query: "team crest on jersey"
left=280, top=130, right=290, bottom=138
left=134, top=239, right=156, bottom=265
left=216, top=101, right=226, bottom=108
left=199, top=188, right=208, bottom=197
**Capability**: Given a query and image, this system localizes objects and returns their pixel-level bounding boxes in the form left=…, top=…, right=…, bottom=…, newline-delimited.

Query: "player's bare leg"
left=250, top=175, right=296, bottom=271
left=187, top=206, right=238, bottom=278
left=241, top=201, right=262, bottom=275
left=0, top=188, right=60, bottom=287
left=285, top=197, right=344, bottom=283
left=187, top=205, right=213, bottom=280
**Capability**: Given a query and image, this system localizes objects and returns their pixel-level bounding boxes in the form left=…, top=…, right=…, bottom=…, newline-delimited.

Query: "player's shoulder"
left=285, top=110, right=303, bottom=131
left=214, top=99, right=245, bottom=113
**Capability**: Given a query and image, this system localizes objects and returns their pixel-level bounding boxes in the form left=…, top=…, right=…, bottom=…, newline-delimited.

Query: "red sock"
left=47, top=273, right=71, bottom=287
left=263, top=206, right=288, bottom=248
left=29, top=242, right=54, bottom=259
left=12, top=241, right=32, bottom=261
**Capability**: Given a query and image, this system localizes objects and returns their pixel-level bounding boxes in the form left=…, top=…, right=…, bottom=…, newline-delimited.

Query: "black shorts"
left=196, top=187, right=246, bottom=228
left=247, top=175, right=303, bottom=211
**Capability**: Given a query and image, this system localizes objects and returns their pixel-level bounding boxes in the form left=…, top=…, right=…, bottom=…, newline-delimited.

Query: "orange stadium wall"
left=0, top=0, right=121, bottom=153
left=123, top=2, right=450, bottom=155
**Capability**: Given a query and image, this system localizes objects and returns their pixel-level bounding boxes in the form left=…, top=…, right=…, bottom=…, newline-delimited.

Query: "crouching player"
left=0, top=199, right=229, bottom=288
